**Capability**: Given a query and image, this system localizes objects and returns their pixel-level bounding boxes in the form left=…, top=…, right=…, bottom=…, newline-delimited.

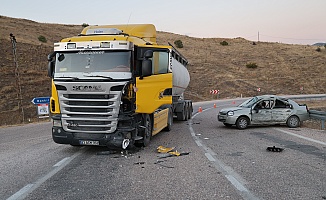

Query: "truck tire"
left=164, top=108, right=173, bottom=131
left=140, top=114, right=152, bottom=147
left=187, top=103, right=193, bottom=119
left=177, top=112, right=185, bottom=121
left=184, top=104, right=188, bottom=121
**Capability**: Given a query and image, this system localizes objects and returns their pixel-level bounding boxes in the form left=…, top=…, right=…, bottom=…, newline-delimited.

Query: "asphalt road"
left=1, top=99, right=325, bottom=200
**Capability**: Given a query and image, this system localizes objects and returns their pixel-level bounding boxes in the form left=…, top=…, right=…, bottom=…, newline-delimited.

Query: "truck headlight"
left=227, top=111, right=234, bottom=116
left=53, top=119, right=62, bottom=127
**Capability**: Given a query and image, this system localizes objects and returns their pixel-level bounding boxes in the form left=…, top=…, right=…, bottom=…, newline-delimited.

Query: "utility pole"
left=258, top=31, right=260, bottom=42
left=10, top=33, right=25, bottom=123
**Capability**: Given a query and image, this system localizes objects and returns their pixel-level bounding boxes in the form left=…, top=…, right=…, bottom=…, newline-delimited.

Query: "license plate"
left=79, top=140, right=100, bottom=146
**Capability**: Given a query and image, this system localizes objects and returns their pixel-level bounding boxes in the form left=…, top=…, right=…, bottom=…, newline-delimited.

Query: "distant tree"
left=174, top=40, right=183, bottom=48
left=220, top=41, right=228, bottom=46
left=246, top=62, right=258, bottom=69
left=38, top=35, right=47, bottom=43
left=82, top=23, right=89, bottom=27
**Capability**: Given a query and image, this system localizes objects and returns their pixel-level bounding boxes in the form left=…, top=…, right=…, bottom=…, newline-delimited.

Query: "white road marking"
left=53, top=157, right=70, bottom=167
left=274, top=128, right=326, bottom=146
left=7, top=147, right=87, bottom=200
left=225, top=175, right=249, bottom=192
left=205, top=153, right=216, bottom=161
left=189, top=104, right=260, bottom=200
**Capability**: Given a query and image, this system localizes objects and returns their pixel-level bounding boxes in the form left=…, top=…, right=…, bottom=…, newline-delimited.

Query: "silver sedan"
left=217, top=95, right=309, bottom=129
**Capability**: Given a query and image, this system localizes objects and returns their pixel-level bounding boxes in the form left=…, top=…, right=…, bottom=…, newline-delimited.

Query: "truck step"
left=134, top=136, right=143, bottom=140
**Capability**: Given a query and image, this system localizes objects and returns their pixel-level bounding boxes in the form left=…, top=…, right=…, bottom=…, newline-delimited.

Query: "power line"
left=259, top=34, right=325, bottom=41
left=10, top=33, right=25, bottom=123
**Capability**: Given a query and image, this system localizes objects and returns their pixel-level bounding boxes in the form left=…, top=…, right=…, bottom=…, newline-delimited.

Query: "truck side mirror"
left=141, top=60, right=152, bottom=78
left=47, top=52, right=55, bottom=77
left=48, top=61, right=54, bottom=77
left=144, top=50, right=153, bottom=59
left=141, top=50, right=153, bottom=79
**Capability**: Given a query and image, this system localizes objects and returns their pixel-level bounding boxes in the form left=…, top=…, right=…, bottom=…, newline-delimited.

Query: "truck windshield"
left=55, top=51, right=131, bottom=73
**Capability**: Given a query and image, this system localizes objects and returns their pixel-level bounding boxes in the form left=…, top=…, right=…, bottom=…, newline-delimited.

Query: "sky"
left=1, top=0, right=326, bottom=45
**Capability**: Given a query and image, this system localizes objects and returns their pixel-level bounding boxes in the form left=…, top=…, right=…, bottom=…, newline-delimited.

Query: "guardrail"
left=309, top=110, right=326, bottom=130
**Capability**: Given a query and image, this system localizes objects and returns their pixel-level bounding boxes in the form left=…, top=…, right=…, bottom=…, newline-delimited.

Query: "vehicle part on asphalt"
left=134, top=162, right=145, bottom=165
left=266, top=146, right=284, bottom=152
left=157, top=145, right=175, bottom=153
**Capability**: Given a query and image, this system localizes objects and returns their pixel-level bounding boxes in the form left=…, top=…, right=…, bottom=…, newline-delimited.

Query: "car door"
left=272, top=99, right=293, bottom=122
left=251, top=100, right=273, bottom=124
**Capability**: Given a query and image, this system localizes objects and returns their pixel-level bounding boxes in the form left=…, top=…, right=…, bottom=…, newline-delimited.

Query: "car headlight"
left=227, top=111, right=234, bottom=116
left=52, top=119, right=62, bottom=127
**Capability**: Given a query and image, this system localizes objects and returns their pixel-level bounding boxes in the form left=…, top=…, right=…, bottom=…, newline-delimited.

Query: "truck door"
left=135, top=47, right=172, bottom=114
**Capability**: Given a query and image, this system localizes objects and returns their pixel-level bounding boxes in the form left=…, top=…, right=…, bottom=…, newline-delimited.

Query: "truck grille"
left=59, top=92, right=122, bottom=134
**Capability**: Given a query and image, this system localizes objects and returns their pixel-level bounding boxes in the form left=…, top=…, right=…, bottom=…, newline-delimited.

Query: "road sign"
left=31, top=97, right=50, bottom=105
left=210, top=89, right=219, bottom=94
left=37, top=104, right=49, bottom=115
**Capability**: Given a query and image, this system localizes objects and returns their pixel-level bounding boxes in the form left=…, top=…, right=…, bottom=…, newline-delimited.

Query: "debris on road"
left=157, top=145, right=190, bottom=158
left=157, top=145, right=175, bottom=153
left=266, top=146, right=284, bottom=152
left=154, top=160, right=174, bottom=168
left=134, top=162, right=145, bottom=165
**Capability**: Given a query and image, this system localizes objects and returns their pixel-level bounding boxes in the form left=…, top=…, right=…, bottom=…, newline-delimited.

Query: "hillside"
left=0, top=16, right=325, bottom=125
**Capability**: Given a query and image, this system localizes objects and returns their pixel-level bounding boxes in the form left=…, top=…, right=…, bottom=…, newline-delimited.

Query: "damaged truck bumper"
left=52, top=127, right=132, bottom=149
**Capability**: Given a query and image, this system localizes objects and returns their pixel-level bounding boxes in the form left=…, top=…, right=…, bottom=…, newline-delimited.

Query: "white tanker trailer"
left=170, top=50, right=192, bottom=121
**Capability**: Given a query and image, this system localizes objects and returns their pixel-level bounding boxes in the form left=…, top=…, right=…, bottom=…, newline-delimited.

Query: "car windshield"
left=238, top=97, right=261, bottom=108
left=55, top=51, right=131, bottom=73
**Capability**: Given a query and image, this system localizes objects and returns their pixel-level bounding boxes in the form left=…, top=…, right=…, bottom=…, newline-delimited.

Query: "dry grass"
left=0, top=15, right=325, bottom=126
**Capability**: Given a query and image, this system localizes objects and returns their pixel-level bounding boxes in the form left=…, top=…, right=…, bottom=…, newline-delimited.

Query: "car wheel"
left=287, top=115, right=300, bottom=128
left=223, top=123, right=232, bottom=127
left=236, top=116, right=249, bottom=129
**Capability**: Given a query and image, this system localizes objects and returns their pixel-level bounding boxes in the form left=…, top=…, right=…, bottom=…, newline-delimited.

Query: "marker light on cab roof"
left=67, top=43, right=76, bottom=49
left=100, top=42, right=110, bottom=48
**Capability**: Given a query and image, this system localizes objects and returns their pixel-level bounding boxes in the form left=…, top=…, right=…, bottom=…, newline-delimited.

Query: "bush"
left=316, top=47, right=321, bottom=52
left=174, top=40, right=183, bottom=48
left=38, top=35, right=47, bottom=43
left=246, top=62, right=258, bottom=68
left=220, top=41, right=228, bottom=46
left=82, top=23, right=89, bottom=27
left=324, top=44, right=326, bottom=49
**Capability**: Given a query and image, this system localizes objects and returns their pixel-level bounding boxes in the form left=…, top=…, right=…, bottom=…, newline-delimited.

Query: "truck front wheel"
left=141, top=114, right=152, bottom=147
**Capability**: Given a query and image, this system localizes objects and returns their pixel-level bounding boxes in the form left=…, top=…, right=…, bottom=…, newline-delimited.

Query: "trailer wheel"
left=184, top=104, right=188, bottom=121
left=177, top=104, right=186, bottom=121
left=187, top=104, right=193, bottom=119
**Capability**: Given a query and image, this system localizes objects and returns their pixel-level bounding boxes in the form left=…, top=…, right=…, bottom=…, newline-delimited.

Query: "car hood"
left=219, top=107, right=247, bottom=113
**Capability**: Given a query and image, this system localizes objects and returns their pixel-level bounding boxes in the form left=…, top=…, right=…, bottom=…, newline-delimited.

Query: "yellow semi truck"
left=48, top=24, right=192, bottom=149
